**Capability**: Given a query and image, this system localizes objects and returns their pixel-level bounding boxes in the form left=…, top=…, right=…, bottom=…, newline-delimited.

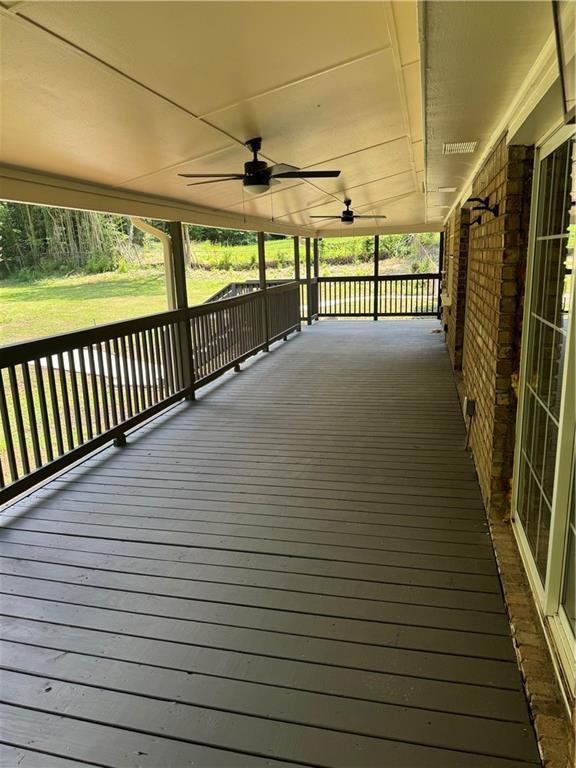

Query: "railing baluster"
left=57, top=354, right=74, bottom=451
left=8, top=366, right=30, bottom=475
left=119, top=336, right=133, bottom=418
left=139, top=331, right=151, bottom=408
left=162, top=326, right=174, bottom=395
left=132, top=332, right=145, bottom=408
left=112, top=338, right=127, bottom=422
left=34, top=359, right=54, bottom=462
left=78, top=347, right=93, bottom=440
left=21, top=362, right=42, bottom=468
left=145, top=331, right=158, bottom=406
left=152, top=328, right=165, bottom=401
left=95, top=342, right=110, bottom=432
left=87, top=345, right=102, bottom=436
left=104, top=341, right=118, bottom=426
left=67, top=350, right=84, bottom=445
left=169, top=322, right=183, bottom=392
left=46, top=356, right=64, bottom=457
left=126, top=335, right=140, bottom=413
left=0, top=369, right=19, bottom=482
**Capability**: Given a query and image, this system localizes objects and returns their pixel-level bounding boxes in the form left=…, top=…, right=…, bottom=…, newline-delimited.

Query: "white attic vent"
left=442, top=141, right=478, bottom=155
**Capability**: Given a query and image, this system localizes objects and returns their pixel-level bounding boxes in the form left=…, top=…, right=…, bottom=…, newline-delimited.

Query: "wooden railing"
left=206, top=279, right=308, bottom=318
left=0, top=282, right=300, bottom=504
left=208, top=273, right=440, bottom=321
left=318, top=274, right=440, bottom=318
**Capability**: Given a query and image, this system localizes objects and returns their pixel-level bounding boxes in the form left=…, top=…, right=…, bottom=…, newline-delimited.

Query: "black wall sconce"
left=467, top=196, right=499, bottom=217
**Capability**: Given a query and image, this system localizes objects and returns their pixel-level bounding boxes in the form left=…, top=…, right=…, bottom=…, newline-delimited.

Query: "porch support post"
left=293, top=236, right=300, bottom=282
left=437, top=230, right=445, bottom=319
left=258, top=231, right=270, bottom=349
left=131, top=217, right=176, bottom=309
left=293, top=236, right=302, bottom=328
left=168, top=221, right=195, bottom=400
left=305, top=237, right=312, bottom=325
left=313, top=238, right=320, bottom=321
left=373, top=235, right=380, bottom=321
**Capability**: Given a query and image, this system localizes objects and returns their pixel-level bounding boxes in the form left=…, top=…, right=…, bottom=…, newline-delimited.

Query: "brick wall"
left=443, top=206, right=470, bottom=369
left=460, top=136, right=534, bottom=517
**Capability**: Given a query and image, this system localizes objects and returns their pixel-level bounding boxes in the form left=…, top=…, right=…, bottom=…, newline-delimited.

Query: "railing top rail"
left=189, top=288, right=264, bottom=318
left=0, top=308, right=185, bottom=368
left=378, top=272, right=440, bottom=280
left=318, top=273, right=440, bottom=283
left=190, top=280, right=299, bottom=319
left=265, top=280, right=299, bottom=294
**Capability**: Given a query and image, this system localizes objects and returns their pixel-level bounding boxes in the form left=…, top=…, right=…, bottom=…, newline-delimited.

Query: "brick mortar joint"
left=487, top=515, right=574, bottom=767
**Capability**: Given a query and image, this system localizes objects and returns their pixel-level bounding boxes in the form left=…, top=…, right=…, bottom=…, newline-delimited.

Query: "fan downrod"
left=245, top=137, right=263, bottom=158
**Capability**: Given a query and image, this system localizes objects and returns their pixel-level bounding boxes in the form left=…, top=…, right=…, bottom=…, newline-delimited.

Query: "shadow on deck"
left=0, top=320, right=540, bottom=767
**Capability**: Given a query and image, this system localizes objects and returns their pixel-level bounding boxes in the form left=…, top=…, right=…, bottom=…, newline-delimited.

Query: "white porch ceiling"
left=0, top=1, right=556, bottom=235
left=423, top=0, right=553, bottom=221
left=0, top=1, right=425, bottom=235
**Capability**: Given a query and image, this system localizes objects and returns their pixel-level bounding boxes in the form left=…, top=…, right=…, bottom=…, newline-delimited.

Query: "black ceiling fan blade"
left=186, top=178, right=241, bottom=187
left=354, top=215, right=388, bottom=219
left=273, top=170, right=341, bottom=179
left=268, top=163, right=299, bottom=177
left=179, top=173, right=244, bottom=178
left=309, top=215, right=342, bottom=219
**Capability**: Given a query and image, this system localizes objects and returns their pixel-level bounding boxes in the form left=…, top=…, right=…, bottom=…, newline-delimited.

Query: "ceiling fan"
left=179, top=137, right=341, bottom=195
left=310, top=198, right=388, bottom=226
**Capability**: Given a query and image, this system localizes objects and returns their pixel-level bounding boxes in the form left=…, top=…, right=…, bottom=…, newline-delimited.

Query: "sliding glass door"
left=513, top=126, right=575, bottom=697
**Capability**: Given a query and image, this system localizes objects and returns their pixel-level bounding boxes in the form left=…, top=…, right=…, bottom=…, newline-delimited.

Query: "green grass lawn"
left=0, top=268, right=265, bottom=345
left=0, top=259, right=411, bottom=346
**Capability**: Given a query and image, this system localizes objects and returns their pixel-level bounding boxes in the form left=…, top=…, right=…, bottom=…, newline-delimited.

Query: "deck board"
left=0, top=320, right=540, bottom=767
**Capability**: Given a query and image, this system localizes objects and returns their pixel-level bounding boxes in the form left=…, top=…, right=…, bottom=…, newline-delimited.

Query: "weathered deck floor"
left=0, top=320, right=540, bottom=767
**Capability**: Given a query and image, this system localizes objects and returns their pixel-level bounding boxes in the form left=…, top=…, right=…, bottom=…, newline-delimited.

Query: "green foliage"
left=188, top=226, right=258, bottom=246
left=0, top=202, right=139, bottom=278
left=0, top=201, right=440, bottom=281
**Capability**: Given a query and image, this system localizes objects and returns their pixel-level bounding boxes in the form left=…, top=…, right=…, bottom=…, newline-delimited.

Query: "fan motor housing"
left=243, top=160, right=270, bottom=191
left=342, top=209, right=354, bottom=224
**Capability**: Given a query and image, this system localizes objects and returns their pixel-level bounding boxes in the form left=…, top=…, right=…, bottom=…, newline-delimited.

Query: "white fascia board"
left=315, top=222, right=442, bottom=238
left=0, top=164, right=314, bottom=237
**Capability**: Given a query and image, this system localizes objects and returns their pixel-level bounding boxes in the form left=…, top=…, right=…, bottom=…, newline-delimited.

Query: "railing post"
left=258, top=231, right=270, bottom=350
left=293, top=236, right=302, bottom=329
left=168, top=221, right=195, bottom=400
left=305, top=238, right=312, bottom=325
left=437, top=230, right=444, bottom=319
left=373, top=235, right=380, bottom=321
left=312, top=238, right=320, bottom=321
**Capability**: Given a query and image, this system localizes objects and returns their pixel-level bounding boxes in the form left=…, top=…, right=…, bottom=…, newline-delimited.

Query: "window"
left=513, top=128, right=575, bottom=697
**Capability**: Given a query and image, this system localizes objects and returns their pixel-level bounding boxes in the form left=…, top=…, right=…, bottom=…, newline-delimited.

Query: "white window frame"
left=511, top=123, right=576, bottom=703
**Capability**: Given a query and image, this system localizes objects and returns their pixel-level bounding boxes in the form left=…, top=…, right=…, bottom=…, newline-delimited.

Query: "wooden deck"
left=0, top=320, right=540, bottom=767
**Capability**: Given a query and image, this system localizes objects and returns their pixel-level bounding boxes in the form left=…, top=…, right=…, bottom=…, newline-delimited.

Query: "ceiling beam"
left=0, top=164, right=314, bottom=236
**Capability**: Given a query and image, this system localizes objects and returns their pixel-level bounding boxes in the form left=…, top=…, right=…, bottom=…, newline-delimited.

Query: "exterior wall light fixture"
left=467, top=196, right=499, bottom=217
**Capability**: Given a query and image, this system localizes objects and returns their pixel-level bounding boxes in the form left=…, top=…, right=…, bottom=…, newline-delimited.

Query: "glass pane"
left=562, top=239, right=574, bottom=324
left=517, top=458, right=531, bottom=525
left=516, top=136, right=574, bottom=586
left=550, top=329, right=567, bottom=421
left=531, top=403, right=548, bottom=483
left=536, top=501, right=552, bottom=581
left=542, top=418, right=559, bottom=505
left=539, top=239, right=565, bottom=326
left=560, top=469, right=575, bottom=635
left=536, top=322, right=555, bottom=407
left=524, top=472, right=542, bottom=555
